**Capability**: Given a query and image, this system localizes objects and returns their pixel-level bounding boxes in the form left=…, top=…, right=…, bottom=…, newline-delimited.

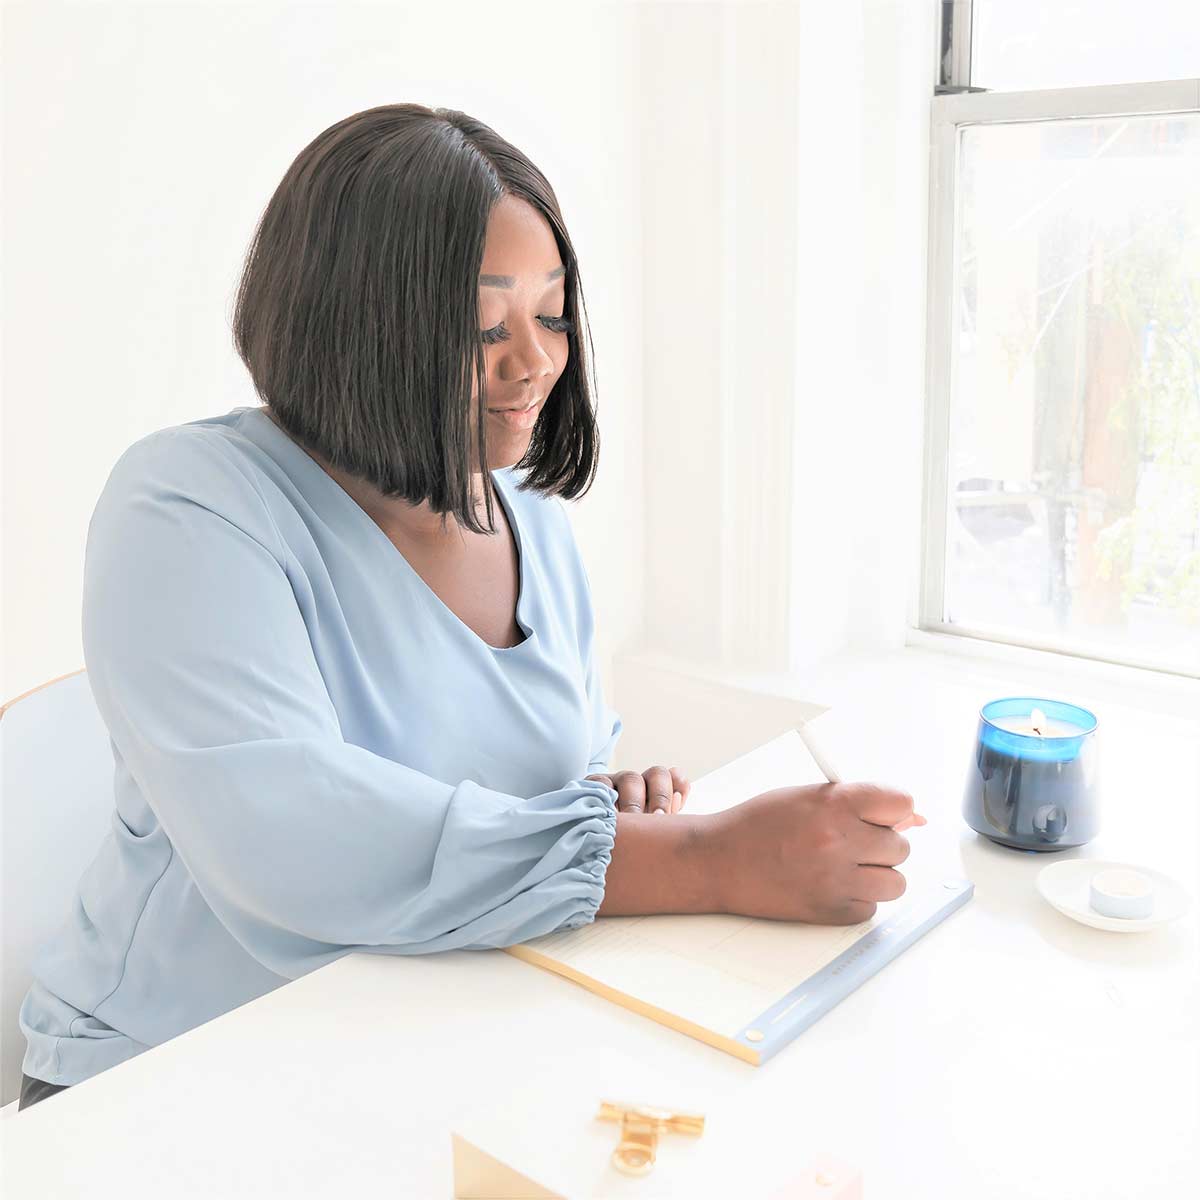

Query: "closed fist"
left=585, top=765, right=690, bottom=815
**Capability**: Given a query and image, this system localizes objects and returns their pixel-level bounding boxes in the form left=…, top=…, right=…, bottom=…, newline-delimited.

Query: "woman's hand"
left=706, top=782, right=921, bottom=925
left=585, top=765, right=690, bottom=815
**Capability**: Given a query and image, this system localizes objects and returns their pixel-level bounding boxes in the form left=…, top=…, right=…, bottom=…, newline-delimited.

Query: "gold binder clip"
left=595, top=1100, right=706, bottom=1177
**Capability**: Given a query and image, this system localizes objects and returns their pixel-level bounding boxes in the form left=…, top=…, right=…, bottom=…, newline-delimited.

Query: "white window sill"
left=617, top=629, right=1200, bottom=729
left=612, top=631, right=1198, bottom=834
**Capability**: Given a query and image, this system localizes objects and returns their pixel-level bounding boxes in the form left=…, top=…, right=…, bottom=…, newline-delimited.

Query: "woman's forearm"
left=595, top=812, right=724, bottom=917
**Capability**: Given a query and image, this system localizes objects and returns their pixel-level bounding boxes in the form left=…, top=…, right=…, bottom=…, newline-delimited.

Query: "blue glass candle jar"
left=962, top=697, right=1100, bottom=851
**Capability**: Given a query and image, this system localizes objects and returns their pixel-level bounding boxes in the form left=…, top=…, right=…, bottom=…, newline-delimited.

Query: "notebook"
left=504, top=725, right=973, bottom=1066
left=450, top=1038, right=864, bottom=1198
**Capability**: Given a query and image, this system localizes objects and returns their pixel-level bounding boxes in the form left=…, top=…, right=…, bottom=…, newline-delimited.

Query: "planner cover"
left=450, top=1038, right=865, bottom=1198
left=504, top=724, right=973, bottom=1066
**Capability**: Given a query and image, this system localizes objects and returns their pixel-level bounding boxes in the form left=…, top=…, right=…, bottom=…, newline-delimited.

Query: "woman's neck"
left=262, top=406, right=490, bottom=546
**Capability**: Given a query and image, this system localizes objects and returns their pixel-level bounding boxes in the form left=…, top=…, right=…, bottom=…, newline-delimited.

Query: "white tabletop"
left=4, top=658, right=1198, bottom=1199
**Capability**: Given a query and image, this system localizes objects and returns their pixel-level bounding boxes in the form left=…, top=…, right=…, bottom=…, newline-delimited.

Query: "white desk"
left=4, top=658, right=1198, bottom=1199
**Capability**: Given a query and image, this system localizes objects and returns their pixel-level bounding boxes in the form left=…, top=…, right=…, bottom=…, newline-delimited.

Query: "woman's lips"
left=487, top=398, right=540, bottom=430
left=489, top=397, right=539, bottom=412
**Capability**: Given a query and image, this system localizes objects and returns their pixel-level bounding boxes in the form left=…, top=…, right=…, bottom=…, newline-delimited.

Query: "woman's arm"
left=81, top=432, right=618, bottom=979
left=596, top=812, right=719, bottom=917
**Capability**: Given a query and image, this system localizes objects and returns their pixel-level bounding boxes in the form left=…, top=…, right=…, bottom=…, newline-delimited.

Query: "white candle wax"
left=989, top=706, right=1085, bottom=738
left=1089, top=867, right=1155, bottom=919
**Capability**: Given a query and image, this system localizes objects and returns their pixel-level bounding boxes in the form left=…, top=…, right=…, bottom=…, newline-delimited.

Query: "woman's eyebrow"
left=479, top=266, right=566, bottom=289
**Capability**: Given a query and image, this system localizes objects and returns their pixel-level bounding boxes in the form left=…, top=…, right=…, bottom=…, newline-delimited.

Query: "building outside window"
left=922, top=0, right=1200, bottom=678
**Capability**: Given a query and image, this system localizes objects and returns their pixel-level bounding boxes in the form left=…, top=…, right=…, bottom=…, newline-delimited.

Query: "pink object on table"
left=767, top=1152, right=864, bottom=1198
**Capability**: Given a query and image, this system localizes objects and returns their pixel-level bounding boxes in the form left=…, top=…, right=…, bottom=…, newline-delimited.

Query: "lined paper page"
left=521, top=909, right=875, bottom=1038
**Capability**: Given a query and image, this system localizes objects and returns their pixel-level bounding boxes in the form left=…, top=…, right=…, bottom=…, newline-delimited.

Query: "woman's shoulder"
left=501, top=468, right=584, bottom=557
left=95, top=410, right=285, bottom=559
left=502, top=469, right=596, bottom=606
left=110, top=407, right=272, bottom=482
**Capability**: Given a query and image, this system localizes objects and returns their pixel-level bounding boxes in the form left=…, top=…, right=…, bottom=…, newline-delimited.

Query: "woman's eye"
left=481, top=315, right=575, bottom=345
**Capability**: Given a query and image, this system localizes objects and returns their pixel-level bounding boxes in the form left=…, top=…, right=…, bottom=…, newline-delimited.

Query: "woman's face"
left=472, top=194, right=571, bottom=469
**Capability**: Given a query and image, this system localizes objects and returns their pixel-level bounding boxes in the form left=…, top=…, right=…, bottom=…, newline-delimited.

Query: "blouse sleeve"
left=581, top=587, right=623, bottom=776
left=80, top=432, right=618, bottom=980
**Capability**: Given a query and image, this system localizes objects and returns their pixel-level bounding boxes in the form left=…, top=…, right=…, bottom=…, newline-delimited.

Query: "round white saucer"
left=1036, top=859, right=1192, bottom=932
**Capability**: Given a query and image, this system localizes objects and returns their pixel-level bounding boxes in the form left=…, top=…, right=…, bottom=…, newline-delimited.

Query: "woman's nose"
left=498, top=325, right=556, bottom=384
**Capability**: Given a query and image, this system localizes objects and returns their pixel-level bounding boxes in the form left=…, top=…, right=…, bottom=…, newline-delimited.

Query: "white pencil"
left=795, top=719, right=843, bottom=783
left=796, top=721, right=927, bottom=831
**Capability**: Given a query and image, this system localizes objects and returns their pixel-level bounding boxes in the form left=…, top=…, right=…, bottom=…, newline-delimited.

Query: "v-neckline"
left=244, top=406, right=536, bottom=655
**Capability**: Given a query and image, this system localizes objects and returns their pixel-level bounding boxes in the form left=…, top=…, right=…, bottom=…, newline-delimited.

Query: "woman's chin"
left=470, top=436, right=529, bottom=472
left=490, top=443, right=527, bottom=469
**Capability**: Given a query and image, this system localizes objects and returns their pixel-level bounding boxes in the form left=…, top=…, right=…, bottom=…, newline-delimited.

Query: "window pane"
left=945, top=112, right=1200, bottom=676
left=973, top=0, right=1200, bottom=91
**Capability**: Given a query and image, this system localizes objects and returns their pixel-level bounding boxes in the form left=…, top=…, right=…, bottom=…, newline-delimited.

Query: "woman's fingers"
left=850, top=864, right=909, bottom=903
left=640, top=765, right=675, bottom=815
left=585, top=767, right=691, bottom=815
left=856, top=825, right=912, bottom=868
left=845, top=781, right=926, bottom=830
left=598, top=769, right=646, bottom=813
left=670, top=766, right=689, bottom=812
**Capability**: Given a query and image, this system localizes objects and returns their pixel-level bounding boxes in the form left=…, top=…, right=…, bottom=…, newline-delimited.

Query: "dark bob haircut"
left=231, top=103, right=601, bottom=536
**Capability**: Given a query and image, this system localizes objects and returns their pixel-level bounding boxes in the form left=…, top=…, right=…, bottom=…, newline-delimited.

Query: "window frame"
left=918, top=76, right=1200, bottom=678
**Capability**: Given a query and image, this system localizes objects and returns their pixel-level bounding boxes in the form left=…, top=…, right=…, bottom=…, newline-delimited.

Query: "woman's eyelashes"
left=481, top=315, right=574, bottom=345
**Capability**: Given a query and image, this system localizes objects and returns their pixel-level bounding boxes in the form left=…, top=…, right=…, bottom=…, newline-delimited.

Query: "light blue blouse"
left=20, top=405, right=622, bottom=1087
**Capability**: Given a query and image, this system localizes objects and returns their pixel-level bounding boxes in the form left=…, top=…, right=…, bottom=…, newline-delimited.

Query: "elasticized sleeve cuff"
left=556, top=779, right=619, bottom=932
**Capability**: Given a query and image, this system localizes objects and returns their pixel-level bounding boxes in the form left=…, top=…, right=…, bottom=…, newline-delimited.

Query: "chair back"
left=0, top=670, right=115, bottom=1106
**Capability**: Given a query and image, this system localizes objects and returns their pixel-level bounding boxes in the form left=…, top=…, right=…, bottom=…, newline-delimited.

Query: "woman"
left=19, top=103, right=917, bottom=1111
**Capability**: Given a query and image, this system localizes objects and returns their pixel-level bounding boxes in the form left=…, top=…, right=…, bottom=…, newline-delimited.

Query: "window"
left=973, top=0, right=1200, bottom=92
left=922, top=6, right=1200, bottom=678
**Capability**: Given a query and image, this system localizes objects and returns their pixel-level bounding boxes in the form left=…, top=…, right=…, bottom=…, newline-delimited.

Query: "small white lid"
left=1088, top=867, right=1155, bottom=919
left=1037, top=859, right=1191, bottom=932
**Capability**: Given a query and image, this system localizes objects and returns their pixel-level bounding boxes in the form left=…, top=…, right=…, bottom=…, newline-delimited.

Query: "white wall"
left=3, top=0, right=943, bottom=779
left=853, top=0, right=940, bottom=652
left=617, top=0, right=938, bottom=775
left=630, top=5, right=937, bottom=640
left=1, top=0, right=644, bottom=705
